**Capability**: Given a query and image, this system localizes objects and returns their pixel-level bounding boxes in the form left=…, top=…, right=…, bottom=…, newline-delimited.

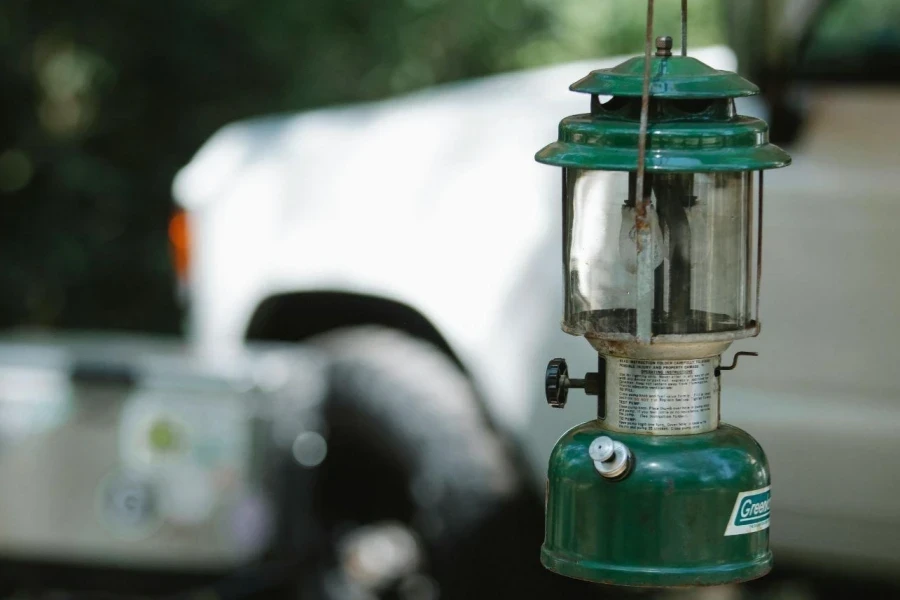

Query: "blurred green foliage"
left=0, top=0, right=724, bottom=333
left=807, top=0, right=900, bottom=60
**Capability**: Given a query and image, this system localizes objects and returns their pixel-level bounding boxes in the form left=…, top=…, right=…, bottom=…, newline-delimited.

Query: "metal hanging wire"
left=756, top=171, right=764, bottom=325
left=634, top=0, right=655, bottom=341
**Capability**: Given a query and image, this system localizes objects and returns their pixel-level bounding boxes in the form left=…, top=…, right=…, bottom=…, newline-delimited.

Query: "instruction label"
left=606, top=357, right=719, bottom=434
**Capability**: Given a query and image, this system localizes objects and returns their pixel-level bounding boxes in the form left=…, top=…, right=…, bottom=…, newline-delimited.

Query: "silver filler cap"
left=588, top=436, right=615, bottom=462
left=590, top=436, right=632, bottom=479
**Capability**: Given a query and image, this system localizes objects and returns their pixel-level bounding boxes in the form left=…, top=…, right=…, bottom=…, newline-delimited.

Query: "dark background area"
left=0, top=0, right=724, bottom=333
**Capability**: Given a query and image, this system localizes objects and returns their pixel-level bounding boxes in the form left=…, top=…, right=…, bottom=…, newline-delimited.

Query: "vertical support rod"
left=635, top=0, right=655, bottom=342
left=596, top=354, right=607, bottom=420
left=681, top=0, right=688, bottom=56
left=755, top=171, right=764, bottom=324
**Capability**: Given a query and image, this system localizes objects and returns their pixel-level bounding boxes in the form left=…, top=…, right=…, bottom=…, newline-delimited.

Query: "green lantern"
left=535, top=8, right=790, bottom=589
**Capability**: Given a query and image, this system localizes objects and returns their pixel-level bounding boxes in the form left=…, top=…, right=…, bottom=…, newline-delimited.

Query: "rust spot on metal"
left=603, top=339, right=632, bottom=357
left=635, top=199, right=649, bottom=218
left=664, top=477, right=675, bottom=496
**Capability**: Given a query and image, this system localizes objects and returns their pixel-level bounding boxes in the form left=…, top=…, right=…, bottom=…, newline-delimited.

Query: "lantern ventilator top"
left=537, top=35, right=790, bottom=357
left=537, top=37, right=790, bottom=173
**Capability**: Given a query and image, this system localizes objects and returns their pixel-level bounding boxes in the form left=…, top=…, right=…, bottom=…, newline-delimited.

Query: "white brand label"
left=606, top=357, right=718, bottom=434
left=724, top=486, right=771, bottom=536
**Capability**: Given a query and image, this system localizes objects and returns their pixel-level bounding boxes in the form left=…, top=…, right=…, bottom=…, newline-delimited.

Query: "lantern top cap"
left=570, top=55, right=759, bottom=99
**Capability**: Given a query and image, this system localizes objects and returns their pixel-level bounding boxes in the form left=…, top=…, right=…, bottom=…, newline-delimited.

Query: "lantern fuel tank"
left=535, top=19, right=790, bottom=588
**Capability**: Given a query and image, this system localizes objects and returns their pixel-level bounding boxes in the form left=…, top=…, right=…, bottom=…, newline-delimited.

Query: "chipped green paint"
left=536, top=113, right=790, bottom=172
left=569, top=55, right=760, bottom=98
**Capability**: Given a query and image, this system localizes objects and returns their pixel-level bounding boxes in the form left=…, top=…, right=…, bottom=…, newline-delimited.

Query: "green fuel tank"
left=542, top=421, right=772, bottom=587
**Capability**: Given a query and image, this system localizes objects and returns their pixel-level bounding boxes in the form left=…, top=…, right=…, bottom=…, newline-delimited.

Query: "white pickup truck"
left=173, top=14, right=900, bottom=592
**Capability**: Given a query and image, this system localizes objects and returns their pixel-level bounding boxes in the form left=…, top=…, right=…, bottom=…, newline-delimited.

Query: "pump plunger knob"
left=545, top=358, right=570, bottom=408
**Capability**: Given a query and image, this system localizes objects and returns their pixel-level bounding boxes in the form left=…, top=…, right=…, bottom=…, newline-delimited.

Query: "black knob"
left=546, top=358, right=569, bottom=408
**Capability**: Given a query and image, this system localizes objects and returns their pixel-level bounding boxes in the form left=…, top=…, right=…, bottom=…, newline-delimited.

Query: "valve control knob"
left=546, top=358, right=602, bottom=409
left=545, top=358, right=570, bottom=408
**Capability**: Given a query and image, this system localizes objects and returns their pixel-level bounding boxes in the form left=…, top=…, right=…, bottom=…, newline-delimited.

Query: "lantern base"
left=543, top=421, right=772, bottom=588
left=541, top=548, right=772, bottom=588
